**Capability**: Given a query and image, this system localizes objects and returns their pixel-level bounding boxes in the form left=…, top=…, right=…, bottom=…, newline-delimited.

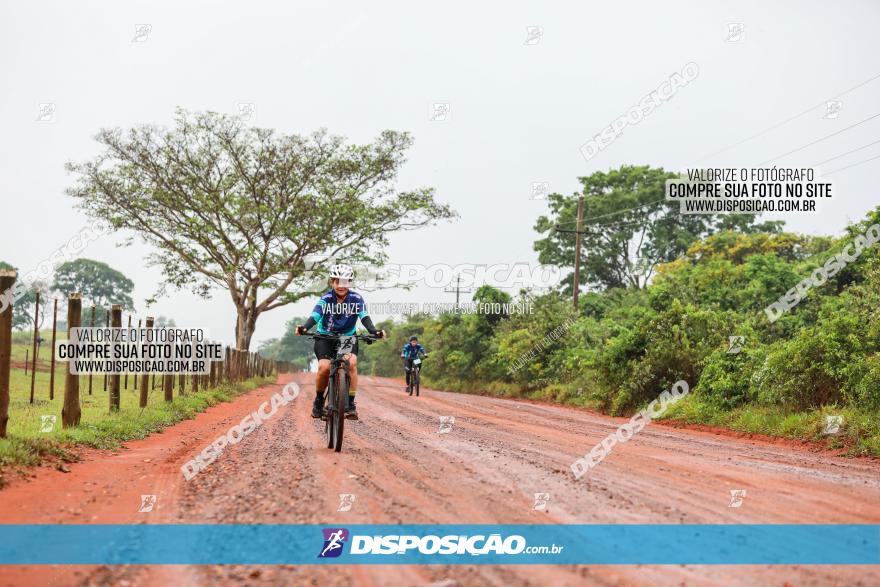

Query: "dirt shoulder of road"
left=0, top=375, right=274, bottom=486
left=421, top=379, right=880, bottom=461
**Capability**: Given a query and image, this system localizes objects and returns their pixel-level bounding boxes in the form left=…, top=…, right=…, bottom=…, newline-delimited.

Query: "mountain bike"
left=408, top=356, right=424, bottom=397
left=302, top=332, right=381, bottom=452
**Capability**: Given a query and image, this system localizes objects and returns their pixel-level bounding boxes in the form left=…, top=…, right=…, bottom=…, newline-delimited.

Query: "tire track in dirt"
left=1, top=373, right=879, bottom=586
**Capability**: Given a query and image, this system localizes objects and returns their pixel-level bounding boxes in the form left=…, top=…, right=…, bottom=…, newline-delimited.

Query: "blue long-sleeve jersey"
left=401, top=342, right=426, bottom=359
left=309, top=289, right=370, bottom=335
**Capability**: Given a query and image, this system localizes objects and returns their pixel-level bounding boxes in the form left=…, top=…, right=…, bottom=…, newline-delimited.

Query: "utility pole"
left=572, top=196, right=584, bottom=309
left=556, top=195, right=586, bottom=310
left=443, top=275, right=473, bottom=310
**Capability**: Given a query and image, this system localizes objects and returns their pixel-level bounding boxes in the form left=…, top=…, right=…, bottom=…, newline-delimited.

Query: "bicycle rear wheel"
left=332, top=366, right=347, bottom=452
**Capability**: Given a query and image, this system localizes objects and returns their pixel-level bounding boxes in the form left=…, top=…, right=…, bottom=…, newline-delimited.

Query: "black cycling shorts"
left=314, top=337, right=359, bottom=360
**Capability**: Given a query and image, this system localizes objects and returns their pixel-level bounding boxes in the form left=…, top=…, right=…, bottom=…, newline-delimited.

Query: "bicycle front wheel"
left=325, top=377, right=335, bottom=449
left=332, top=366, right=347, bottom=452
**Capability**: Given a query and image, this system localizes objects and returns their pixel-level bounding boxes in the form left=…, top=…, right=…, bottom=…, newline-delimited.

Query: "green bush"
left=354, top=205, right=880, bottom=454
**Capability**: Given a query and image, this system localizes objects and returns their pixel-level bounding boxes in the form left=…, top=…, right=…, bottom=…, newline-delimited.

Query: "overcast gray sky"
left=2, top=0, right=879, bottom=347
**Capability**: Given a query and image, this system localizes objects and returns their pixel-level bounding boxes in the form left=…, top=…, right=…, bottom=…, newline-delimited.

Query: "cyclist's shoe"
left=311, top=394, right=324, bottom=419
left=345, top=396, right=359, bottom=420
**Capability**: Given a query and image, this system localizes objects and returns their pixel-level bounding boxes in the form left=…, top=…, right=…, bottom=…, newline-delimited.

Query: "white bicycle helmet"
left=328, top=263, right=355, bottom=280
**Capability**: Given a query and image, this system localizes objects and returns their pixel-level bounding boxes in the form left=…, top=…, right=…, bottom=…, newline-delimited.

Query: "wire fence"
left=0, top=269, right=291, bottom=436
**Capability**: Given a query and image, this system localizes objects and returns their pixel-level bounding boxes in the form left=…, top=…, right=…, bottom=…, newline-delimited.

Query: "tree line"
left=355, top=169, right=880, bottom=436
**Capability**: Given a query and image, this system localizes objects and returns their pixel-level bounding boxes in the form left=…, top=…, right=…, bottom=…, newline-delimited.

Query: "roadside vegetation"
left=0, top=332, right=270, bottom=478
left=352, top=166, right=880, bottom=457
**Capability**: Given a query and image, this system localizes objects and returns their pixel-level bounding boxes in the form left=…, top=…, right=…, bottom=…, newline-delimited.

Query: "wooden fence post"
left=88, top=306, right=95, bottom=395
left=124, top=315, right=132, bottom=390
left=133, top=318, right=141, bottom=392
left=0, top=271, right=16, bottom=438
left=109, top=305, right=122, bottom=412
left=29, top=290, right=40, bottom=403
left=103, top=308, right=109, bottom=393
left=139, top=317, right=153, bottom=408
left=163, top=370, right=173, bottom=402
left=61, top=294, right=82, bottom=427
left=224, top=347, right=230, bottom=382
left=49, top=298, right=58, bottom=400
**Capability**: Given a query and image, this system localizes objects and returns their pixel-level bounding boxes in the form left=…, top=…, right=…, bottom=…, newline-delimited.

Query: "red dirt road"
left=1, top=373, right=879, bottom=586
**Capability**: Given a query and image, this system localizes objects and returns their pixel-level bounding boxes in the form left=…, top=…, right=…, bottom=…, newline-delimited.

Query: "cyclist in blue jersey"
left=401, top=335, right=428, bottom=393
left=296, top=264, right=384, bottom=421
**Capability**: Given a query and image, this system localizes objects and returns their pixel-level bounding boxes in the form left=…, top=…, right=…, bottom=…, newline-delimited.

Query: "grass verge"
left=658, top=395, right=880, bottom=457
left=424, top=375, right=880, bottom=457
left=1, top=335, right=272, bottom=477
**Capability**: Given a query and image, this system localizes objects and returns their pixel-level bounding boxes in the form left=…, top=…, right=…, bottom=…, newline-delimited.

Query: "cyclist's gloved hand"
left=295, top=325, right=308, bottom=335
left=375, top=329, right=386, bottom=339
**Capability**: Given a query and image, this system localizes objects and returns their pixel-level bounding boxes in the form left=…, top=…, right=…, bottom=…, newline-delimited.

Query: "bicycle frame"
left=407, top=356, right=424, bottom=396
left=304, top=332, right=379, bottom=452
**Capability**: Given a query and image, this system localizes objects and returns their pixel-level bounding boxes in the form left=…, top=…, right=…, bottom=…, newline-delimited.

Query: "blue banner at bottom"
left=0, top=524, right=877, bottom=565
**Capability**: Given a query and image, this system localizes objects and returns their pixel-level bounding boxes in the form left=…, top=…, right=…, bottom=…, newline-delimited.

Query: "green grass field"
left=0, top=330, right=271, bottom=476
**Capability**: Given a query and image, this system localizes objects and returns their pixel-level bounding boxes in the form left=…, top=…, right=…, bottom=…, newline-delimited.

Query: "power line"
left=552, top=197, right=667, bottom=228
left=567, top=76, right=880, bottom=229
left=690, top=71, right=880, bottom=165
left=540, top=72, right=880, bottom=264
left=555, top=214, right=680, bottom=234
left=824, top=153, right=880, bottom=175
left=756, top=112, right=880, bottom=166
left=811, top=139, right=880, bottom=167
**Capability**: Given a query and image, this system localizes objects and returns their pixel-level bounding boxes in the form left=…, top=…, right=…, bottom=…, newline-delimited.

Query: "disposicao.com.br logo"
left=318, top=528, right=349, bottom=558
left=318, top=528, right=563, bottom=559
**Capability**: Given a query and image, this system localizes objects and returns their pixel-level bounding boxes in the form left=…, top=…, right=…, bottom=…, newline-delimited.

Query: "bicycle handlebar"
left=300, top=332, right=383, bottom=342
